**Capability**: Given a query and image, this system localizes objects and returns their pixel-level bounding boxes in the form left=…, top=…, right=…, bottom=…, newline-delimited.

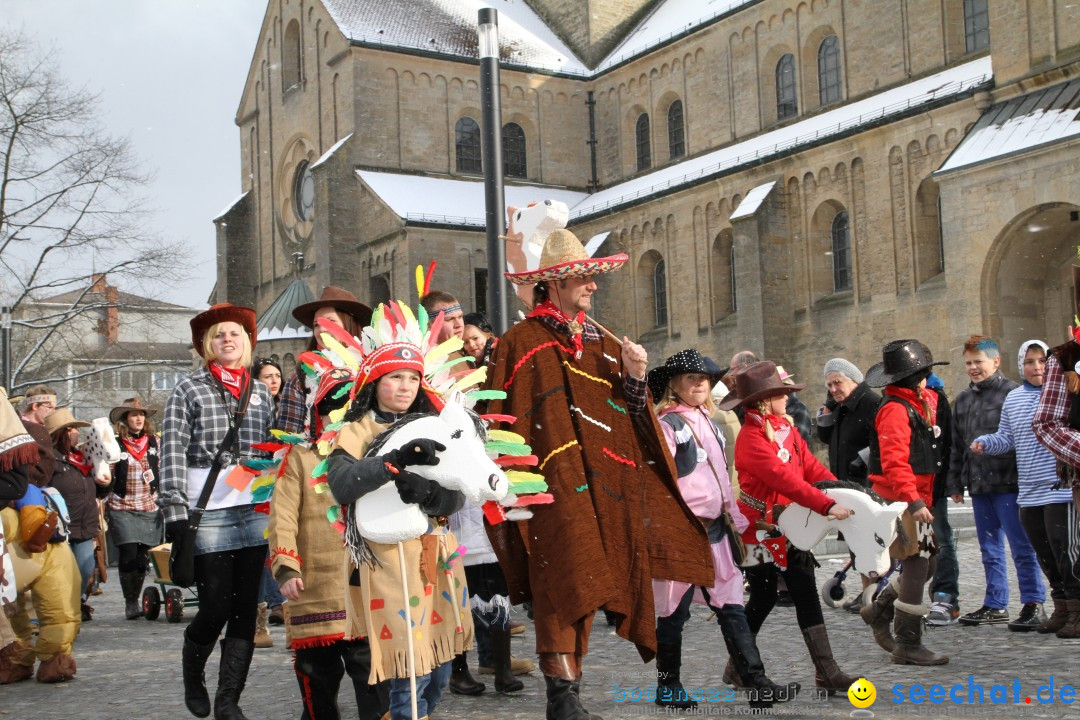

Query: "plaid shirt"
left=274, top=370, right=307, bottom=434
left=158, top=367, right=274, bottom=523
left=1032, top=353, right=1080, bottom=489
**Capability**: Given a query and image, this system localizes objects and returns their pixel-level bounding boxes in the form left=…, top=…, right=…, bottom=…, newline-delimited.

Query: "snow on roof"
left=596, top=0, right=753, bottom=73
left=572, top=56, right=993, bottom=219
left=214, top=192, right=249, bottom=222
left=729, top=181, right=776, bottom=220
left=936, top=77, right=1080, bottom=174
left=322, top=0, right=588, bottom=75
left=312, top=133, right=353, bottom=169
left=356, top=170, right=588, bottom=227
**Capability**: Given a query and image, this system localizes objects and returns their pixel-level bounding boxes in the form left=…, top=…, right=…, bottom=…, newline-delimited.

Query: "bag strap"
left=190, top=376, right=254, bottom=530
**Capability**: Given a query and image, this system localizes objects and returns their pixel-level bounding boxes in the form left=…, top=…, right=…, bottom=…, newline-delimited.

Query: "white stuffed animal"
left=79, top=418, right=122, bottom=485
left=504, top=200, right=569, bottom=306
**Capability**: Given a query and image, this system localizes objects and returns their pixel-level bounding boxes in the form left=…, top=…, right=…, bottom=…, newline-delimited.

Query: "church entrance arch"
left=983, top=202, right=1080, bottom=377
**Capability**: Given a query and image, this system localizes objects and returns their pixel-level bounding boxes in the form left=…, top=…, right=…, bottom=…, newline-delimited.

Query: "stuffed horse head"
left=348, top=400, right=509, bottom=545
left=504, top=200, right=569, bottom=306
left=776, top=481, right=907, bottom=577
left=79, top=418, right=122, bottom=485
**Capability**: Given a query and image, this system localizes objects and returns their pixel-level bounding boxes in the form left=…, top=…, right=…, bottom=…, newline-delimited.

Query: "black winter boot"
left=448, top=652, right=485, bottom=695
left=654, top=638, right=696, bottom=709
left=182, top=629, right=216, bottom=718
left=119, top=571, right=143, bottom=620
left=214, top=638, right=255, bottom=720
left=294, top=644, right=346, bottom=720
left=341, top=639, right=389, bottom=720
left=491, top=627, right=524, bottom=693
left=716, top=605, right=799, bottom=709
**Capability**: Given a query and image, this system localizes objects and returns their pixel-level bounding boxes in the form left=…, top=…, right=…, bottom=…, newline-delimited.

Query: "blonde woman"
left=159, top=304, right=274, bottom=720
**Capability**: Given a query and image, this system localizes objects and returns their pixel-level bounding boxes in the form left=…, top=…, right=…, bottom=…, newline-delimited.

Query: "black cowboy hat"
left=864, top=339, right=949, bottom=388
left=718, top=360, right=804, bottom=411
left=646, top=349, right=726, bottom=401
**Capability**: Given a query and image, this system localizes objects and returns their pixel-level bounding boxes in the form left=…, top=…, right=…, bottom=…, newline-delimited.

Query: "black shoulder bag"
left=170, top=377, right=254, bottom=588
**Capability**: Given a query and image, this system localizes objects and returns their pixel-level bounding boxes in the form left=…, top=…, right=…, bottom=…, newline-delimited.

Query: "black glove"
left=394, top=469, right=437, bottom=505
left=385, top=439, right=445, bottom=469
left=165, top=519, right=189, bottom=543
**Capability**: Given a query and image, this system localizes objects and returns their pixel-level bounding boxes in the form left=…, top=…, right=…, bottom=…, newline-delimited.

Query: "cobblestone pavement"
left=4, top=531, right=1078, bottom=720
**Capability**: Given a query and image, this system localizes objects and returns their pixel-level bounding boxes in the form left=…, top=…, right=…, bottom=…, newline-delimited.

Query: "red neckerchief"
left=68, top=449, right=93, bottom=476
left=884, top=385, right=936, bottom=425
left=122, top=433, right=149, bottom=461
left=210, top=362, right=249, bottom=399
left=744, top=408, right=787, bottom=432
left=528, top=300, right=584, bottom=360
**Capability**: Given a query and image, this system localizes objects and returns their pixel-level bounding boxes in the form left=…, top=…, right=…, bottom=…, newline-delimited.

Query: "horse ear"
left=886, top=502, right=908, bottom=518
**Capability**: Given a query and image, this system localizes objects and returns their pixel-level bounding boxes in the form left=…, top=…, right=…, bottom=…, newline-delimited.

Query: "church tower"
left=526, top=0, right=660, bottom=68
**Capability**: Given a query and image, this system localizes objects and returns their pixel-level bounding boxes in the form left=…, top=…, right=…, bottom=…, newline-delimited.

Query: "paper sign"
left=224, top=465, right=253, bottom=492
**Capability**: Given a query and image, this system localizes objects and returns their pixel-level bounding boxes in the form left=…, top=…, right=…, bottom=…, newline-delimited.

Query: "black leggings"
left=1020, top=503, right=1080, bottom=601
left=117, top=543, right=151, bottom=574
left=743, top=548, right=824, bottom=633
left=187, top=545, right=266, bottom=645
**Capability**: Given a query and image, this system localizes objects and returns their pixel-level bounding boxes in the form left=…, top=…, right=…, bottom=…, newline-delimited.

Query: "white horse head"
left=348, top=401, right=509, bottom=545
left=777, top=484, right=907, bottom=577
left=79, top=418, right=122, bottom=484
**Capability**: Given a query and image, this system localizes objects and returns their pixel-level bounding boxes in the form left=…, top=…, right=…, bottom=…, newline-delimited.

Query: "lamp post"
left=1, top=305, right=11, bottom=390
left=478, top=8, right=509, bottom=335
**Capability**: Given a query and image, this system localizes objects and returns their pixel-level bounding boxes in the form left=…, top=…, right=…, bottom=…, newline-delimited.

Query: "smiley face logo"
left=848, top=678, right=876, bottom=708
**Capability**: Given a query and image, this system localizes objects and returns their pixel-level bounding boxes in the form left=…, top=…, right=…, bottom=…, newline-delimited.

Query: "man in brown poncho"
left=485, top=228, right=712, bottom=720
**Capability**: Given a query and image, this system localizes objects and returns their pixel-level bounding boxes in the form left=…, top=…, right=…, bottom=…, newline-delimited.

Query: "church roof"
left=321, top=0, right=588, bottom=75
left=936, top=77, right=1080, bottom=175
left=256, top=277, right=316, bottom=342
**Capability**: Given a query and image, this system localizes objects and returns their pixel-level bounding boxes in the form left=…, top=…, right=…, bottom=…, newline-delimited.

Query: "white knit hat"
left=823, top=358, right=864, bottom=383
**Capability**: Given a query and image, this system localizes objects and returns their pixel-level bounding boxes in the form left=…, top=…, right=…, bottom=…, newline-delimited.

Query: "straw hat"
left=43, top=408, right=90, bottom=436
left=505, top=229, right=627, bottom=285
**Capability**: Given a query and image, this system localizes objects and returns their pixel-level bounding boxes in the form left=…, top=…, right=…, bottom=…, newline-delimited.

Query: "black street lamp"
left=478, top=8, right=509, bottom=335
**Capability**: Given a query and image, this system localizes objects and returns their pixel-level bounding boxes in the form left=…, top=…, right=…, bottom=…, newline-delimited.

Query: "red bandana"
left=528, top=300, right=585, bottom=361
left=122, top=434, right=149, bottom=461
left=210, top=363, right=249, bottom=399
left=744, top=409, right=787, bottom=431
left=68, top=450, right=93, bottom=476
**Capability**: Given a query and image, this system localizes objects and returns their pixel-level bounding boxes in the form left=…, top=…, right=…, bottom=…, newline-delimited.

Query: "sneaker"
left=926, top=593, right=959, bottom=626
left=958, top=605, right=1009, bottom=626
left=1007, top=602, right=1046, bottom=632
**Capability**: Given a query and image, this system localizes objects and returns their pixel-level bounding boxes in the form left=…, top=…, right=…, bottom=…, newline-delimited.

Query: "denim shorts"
left=193, top=505, right=268, bottom=556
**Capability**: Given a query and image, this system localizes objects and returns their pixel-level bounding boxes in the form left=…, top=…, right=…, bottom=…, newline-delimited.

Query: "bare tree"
left=0, top=29, right=192, bottom=391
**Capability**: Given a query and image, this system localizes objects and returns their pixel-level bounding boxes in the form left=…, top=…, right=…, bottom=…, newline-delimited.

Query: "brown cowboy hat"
left=718, top=360, right=804, bottom=411
left=190, top=303, right=257, bottom=357
left=109, top=397, right=157, bottom=425
left=43, top=408, right=90, bottom=436
left=292, top=286, right=373, bottom=329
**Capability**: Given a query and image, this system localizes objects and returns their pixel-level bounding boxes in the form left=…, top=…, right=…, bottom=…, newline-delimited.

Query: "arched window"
left=455, top=117, right=481, bottom=174
left=776, top=54, right=797, bottom=120
left=636, top=113, right=651, bottom=171
left=711, top=230, right=736, bottom=320
left=818, top=36, right=842, bottom=106
left=654, top=258, right=668, bottom=328
left=502, top=123, right=527, bottom=178
left=964, top=0, right=990, bottom=52
left=282, top=20, right=301, bottom=91
left=667, top=100, right=685, bottom=160
left=371, top=274, right=391, bottom=306
left=831, top=211, right=852, bottom=292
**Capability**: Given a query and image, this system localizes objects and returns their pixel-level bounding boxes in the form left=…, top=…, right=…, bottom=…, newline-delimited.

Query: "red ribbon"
left=527, top=301, right=584, bottom=360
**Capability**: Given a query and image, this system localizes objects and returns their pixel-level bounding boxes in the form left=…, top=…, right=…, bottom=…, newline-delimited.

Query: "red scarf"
left=122, top=434, right=150, bottom=461
left=528, top=300, right=585, bottom=361
left=68, top=449, right=93, bottom=476
left=210, top=362, right=249, bottom=399
left=744, top=408, right=788, bottom=432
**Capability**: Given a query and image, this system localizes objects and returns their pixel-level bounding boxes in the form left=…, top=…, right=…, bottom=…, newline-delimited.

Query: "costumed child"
left=326, top=304, right=473, bottom=720
left=268, top=367, right=390, bottom=720
left=648, top=350, right=799, bottom=710
left=724, top=361, right=860, bottom=695
left=861, top=339, right=951, bottom=664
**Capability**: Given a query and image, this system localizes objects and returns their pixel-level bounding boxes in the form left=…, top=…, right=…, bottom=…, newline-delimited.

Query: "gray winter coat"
left=946, top=371, right=1019, bottom=496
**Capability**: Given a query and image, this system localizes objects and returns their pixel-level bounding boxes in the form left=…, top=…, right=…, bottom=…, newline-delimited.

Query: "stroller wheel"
left=821, top=576, right=847, bottom=607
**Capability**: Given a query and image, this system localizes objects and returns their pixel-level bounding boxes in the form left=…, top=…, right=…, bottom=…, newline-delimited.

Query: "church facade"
left=215, top=0, right=1080, bottom=387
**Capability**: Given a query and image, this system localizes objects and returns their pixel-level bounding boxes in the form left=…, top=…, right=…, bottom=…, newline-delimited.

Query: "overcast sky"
left=3, top=0, right=268, bottom=309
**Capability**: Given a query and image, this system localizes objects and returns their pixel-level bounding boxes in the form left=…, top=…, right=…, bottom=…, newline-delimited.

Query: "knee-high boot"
left=214, top=638, right=255, bottom=720
left=715, top=606, right=799, bottom=709
left=860, top=578, right=898, bottom=652
left=295, top=644, right=346, bottom=720
left=491, top=627, right=524, bottom=693
left=654, top=638, right=695, bottom=709
left=341, top=640, right=389, bottom=720
left=891, top=604, right=948, bottom=666
left=182, top=629, right=216, bottom=718
left=119, top=571, right=144, bottom=620
left=801, top=624, right=859, bottom=694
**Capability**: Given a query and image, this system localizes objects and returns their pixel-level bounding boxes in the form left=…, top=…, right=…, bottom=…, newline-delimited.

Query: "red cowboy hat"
left=292, top=286, right=373, bottom=329
left=190, top=304, right=257, bottom=357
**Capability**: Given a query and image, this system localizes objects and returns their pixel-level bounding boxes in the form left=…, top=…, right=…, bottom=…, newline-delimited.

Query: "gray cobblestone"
left=4, top=532, right=1078, bottom=720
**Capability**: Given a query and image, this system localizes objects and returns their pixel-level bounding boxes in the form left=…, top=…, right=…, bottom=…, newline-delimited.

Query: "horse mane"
left=811, top=479, right=887, bottom=504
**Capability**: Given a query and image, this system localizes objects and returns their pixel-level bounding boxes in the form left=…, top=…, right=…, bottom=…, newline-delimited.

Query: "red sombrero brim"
left=505, top=254, right=628, bottom=285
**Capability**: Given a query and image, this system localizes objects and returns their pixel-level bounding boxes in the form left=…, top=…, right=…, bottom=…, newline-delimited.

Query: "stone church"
left=214, top=0, right=1080, bottom=390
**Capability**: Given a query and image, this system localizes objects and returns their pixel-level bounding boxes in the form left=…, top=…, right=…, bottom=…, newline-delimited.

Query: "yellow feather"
left=487, top=429, right=525, bottom=444
left=416, top=265, right=425, bottom=299
left=454, top=367, right=487, bottom=391
left=322, top=336, right=360, bottom=371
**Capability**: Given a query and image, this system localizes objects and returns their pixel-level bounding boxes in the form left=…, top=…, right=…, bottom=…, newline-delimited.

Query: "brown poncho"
left=484, top=318, right=712, bottom=660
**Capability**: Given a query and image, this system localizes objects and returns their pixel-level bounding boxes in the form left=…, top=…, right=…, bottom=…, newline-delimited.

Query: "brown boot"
left=35, top=653, right=77, bottom=683
left=0, top=643, right=33, bottom=685
left=253, top=602, right=273, bottom=648
left=1038, top=599, right=1068, bottom=634
left=802, top=624, right=859, bottom=695
left=1055, top=599, right=1080, bottom=639
left=860, top=579, right=898, bottom=653
left=891, top=605, right=948, bottom=666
